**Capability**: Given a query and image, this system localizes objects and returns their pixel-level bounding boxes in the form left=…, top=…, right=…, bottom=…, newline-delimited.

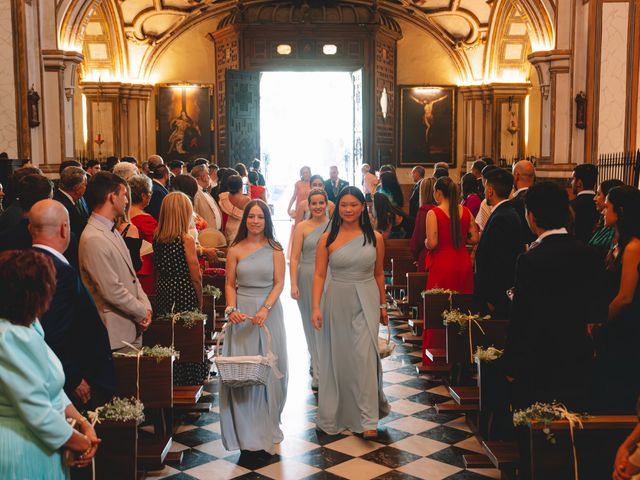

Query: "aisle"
left=150, top=220, right=499, bottom=480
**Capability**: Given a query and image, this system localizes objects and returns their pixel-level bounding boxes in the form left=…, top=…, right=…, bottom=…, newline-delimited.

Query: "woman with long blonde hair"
left=153, top=192, right=203, bottom=314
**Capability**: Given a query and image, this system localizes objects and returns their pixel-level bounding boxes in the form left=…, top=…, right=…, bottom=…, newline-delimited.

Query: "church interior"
left=1, top=0, right=640, bottom=479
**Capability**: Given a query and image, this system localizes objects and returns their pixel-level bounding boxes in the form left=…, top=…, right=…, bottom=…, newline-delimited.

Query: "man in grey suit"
left=79, top=172, right=152, bottom=351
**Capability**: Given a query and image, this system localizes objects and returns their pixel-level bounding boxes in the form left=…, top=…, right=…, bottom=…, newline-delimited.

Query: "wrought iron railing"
left=596, top=150, right=640, bottom=187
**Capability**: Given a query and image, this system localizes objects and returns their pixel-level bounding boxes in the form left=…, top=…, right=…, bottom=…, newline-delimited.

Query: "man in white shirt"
left=191, top=164, right=223, bottom=231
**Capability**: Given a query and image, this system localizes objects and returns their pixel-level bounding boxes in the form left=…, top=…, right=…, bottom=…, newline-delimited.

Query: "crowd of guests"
left=0, top=151, right=639, bottom=477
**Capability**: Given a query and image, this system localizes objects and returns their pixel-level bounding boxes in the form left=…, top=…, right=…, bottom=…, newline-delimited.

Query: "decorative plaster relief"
left=597, top=2, right=629, bottom=154
left=0, top=0, right=18, bottom=157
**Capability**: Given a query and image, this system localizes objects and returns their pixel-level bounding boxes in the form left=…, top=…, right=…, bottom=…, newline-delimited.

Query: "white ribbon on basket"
left=218, top=319, right=284, bottom=379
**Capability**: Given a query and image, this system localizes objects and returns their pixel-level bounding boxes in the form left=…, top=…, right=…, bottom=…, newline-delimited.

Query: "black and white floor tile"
left=145, top=222, right=500, bottom=479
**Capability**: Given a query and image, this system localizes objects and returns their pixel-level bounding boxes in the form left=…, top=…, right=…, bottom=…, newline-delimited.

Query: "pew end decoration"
left=474, top=346, right=503, bottom=362
left=422, top=288, right=459, bottom=296
left=114, top=345, right=180, bottom=363
left=157, top=309, right=207, bottom=329
left=442, top=309, right=490, bottom=334
left=513, top=402, right=587, bottom=444
left=203, top=285, right=222, bottom=299
left=87, top=396, right=145, bottom=425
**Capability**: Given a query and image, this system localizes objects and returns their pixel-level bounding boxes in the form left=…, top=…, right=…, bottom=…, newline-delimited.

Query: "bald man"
left=147, top=154, right=164, bottom=171
left=30, top=200, right=115, bottom=408
left=510, top=160, right=537, bottom=244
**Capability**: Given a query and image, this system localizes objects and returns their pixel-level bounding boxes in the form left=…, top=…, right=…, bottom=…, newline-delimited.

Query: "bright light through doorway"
left=260, top=71, right=354, bottom=220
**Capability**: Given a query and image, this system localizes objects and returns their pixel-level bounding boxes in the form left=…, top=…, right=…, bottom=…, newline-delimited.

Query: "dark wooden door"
left=225, top=70, right=260, bottom=166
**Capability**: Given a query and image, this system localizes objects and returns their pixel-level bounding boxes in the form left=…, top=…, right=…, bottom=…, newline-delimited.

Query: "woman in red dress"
left=422, top=176, right=479, bottom=364
left=129, top=175, right=159, bottom=295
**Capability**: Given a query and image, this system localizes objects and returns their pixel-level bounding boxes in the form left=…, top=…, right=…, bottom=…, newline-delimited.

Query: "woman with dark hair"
left=594, top=186, right=640, bottom=413
left=372, top=192, right=413, bottom=239
left=460, top=172, right=481, bottom=217
left=378, top=171, right=404, bottom=208
left=422, top=177, right=478, bottom=364
left=311, top=187, right=390, bottom=439
left=589, top=178, right=625, bottom=256
left=170, top=174, right=199, bottom=201
left=248, top=171, right=267, bottom=202
left=290, top=188, right=330, bottom=389
left=293, top=175, right=336, bottom=223
left=221, top=199, right=287, bottom=456
left=0, top=250, right=99, bottom=478
left=219, top=175, right=250, bottom=242
left=234, top=163, right=249, bottom=178
left=211, top=167, right=239, bottom=202
left=409, top=176, right=437, bottom=271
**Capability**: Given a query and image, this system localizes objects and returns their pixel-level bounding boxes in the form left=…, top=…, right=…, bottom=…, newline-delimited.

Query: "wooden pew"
left=475, top=356, right=511, bottom=440
left=383, top=239, right=411, bottom=273
left=528, top=416, right=636, bottom=480
left=418, top=293, right=475, bottom=373
left=112, top=355, right=174, bottom=470
left=94, top=419, right=138, bottom=480
left=407, top=272, right=427, bottom=336
left=143, top=317, right=206, bottom=364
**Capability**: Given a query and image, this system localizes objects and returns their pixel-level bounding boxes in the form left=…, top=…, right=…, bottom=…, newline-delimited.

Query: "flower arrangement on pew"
left=157, top=309, right=207, bottom=329
left=87, top=397, right=145, bottom=425
left=113, top=345, right=180, bottom=363
left=442, top=309, right=490, bottom=335
left=513, top=402, right=587, bottom=444
left=474, top=346, right=503, bottom=362
left=421, top=288, right=459, bottom=297
left=202, top=285, right=222, bottom=299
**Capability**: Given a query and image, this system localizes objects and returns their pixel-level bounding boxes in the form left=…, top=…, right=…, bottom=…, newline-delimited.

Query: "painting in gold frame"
left=156, top=85, right=214, bottom=162
left=399, top=85, right=455, bottom=166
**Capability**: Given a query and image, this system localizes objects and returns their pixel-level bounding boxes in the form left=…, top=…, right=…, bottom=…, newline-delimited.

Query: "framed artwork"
left=399, top=85, right=455, bottom=166
left=156, top=85, right=214, bottom=162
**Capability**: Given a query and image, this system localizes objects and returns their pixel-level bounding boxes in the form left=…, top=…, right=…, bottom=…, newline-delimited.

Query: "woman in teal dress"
left=220, top=200, right=288, bottom=456
left=0, top=250, right=99, bottom=479
left=312, top=187, right=390, bottom=439
left=290, top=188, right=330, bottom=389
left=589, top=178, right=625, bottom=257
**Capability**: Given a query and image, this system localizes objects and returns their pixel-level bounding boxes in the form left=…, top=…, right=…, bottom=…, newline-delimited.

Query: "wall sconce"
left=575, top=91, right=586, bottom=129
left=379, top=87, right=388, bottom=120
left=27, top=85, right=40, bottom=128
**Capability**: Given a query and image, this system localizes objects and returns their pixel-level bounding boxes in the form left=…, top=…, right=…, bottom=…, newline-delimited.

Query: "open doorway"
left=259, top=71, right=361, bottom=220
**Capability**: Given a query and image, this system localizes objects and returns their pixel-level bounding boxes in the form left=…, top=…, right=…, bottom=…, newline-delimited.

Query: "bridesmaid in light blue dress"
left=220, top=200, right=288, bottom=455
left=312, top=187, right=390, bottom=438
left=290, top=188, right=330, bottom=389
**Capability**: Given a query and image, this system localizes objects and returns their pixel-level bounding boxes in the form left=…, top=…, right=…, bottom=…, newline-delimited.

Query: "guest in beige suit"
left=191, top=164, right=223, bottom=232
left=79, top=172, right=152, bottom=351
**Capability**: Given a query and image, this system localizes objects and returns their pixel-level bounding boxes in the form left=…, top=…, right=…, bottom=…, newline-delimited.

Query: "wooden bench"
left=94, top=420, right=138, bottom=480
left=406, top=272, right=427, bottom=335
left=383, top=239, right=411, bottom=273
left=143, top=317, right=206, bottom=364
left=481, top=440, right=519, bottom=480
left=528, top=416, right=636, bottom=480
left=476, top=356, right=512, bottom=440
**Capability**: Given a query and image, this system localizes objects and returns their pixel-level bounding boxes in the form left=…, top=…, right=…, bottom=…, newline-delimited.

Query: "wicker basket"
left=378, top=327, right=395, bottom=359
left=214, top=322, right=273, bottom=387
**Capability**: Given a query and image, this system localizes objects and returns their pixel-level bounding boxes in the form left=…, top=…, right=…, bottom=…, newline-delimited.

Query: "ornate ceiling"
left=58, top=0, right=556, bottom=84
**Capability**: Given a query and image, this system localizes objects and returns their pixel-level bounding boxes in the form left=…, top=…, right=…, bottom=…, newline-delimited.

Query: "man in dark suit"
left=471, top=159, right=487, bottom=200
left=29, top=199, right=115, bottom=408
left=570, top=163, right=599, bottom=243
left=53, top=166, right=89, bottom=237
left=84, top=159, right=101, bottom=178
left=145, top=164, right=170, bottom=220
left=324, top=166, right=349, bottom=204
left=474, top=168, right=525, bottom=318
left=409, top=166, right=425, bottom=219
left=510, top=159, right=536, bottom=245
left=504, top=182, right=604, bottom=410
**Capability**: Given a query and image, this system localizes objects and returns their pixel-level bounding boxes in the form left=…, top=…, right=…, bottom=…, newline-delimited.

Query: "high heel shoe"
left=362, top=429, right=378, bottom=440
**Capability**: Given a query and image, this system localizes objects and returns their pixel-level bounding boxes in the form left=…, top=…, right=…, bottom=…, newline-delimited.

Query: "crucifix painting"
left=399, top=85, right=455, bottom=166
left=157, top=85, right=214, bottom=162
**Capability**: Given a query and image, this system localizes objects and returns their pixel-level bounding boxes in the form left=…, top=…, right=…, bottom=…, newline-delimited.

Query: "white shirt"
left=535, top=227, right=568, bottom=244
left=512, top=187, right=529, bottom=198
left=475, top=199, right=493, bottom=230
left=489, top=199, right=510, bottom=213
left=577, top=190, right=596, bottom=196
left=32, top=244, right=69, bottom=265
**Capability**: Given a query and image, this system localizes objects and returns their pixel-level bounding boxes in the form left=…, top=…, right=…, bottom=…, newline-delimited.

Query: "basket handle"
left=215, top=319, right=272, bottom=359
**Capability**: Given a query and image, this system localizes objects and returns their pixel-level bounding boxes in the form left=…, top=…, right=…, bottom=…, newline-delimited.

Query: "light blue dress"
left=220, top=245, right=288, bottom=453
left=0, top=318, right=74, bottom=480
left=296, top=221, right=328, bottom=388
left=316, top=235, right=390, bottom=434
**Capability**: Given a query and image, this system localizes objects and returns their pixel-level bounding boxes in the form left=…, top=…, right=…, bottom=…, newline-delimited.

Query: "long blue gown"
left=316, top=235, right=390, bottom=434
left=296, top=221, right=328, bottom=388
left=0, top=319, right=73, bottom=479
left=219, top=245, right=288, bottom=453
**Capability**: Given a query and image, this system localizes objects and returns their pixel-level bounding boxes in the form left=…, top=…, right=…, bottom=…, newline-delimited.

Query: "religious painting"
left=156, top=85, right=214, bottom=162
left=399, top=85, right=455, bottom=166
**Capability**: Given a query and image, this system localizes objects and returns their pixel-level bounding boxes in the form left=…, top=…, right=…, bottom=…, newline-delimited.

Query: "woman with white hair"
left=113, top=162, right=139, bottom=182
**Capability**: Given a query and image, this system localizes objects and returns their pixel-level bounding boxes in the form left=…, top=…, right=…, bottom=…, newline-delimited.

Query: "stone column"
left=41, top=49, right=83, bottom=171
left=528, top=51, right=572, bottom=164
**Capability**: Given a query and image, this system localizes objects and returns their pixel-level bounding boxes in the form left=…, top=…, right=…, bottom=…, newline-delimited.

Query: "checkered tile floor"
left=145, top=319, right=500, bottom=480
